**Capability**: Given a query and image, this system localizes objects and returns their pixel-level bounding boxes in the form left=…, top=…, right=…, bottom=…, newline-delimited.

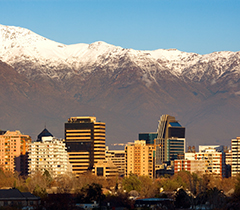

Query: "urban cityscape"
left=0, top=114, right=240, bottom=209
left=0, top=1, right=240, bottom=209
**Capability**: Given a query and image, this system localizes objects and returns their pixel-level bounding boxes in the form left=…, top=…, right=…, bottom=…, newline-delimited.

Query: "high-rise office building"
left=155, top=115, right=185, bottom=165
left=231, top=137, right=240, bottom=176
left=0, top=130, right=31, bottom=175
left=125, top=140, right=155, bottom=178
left=65, top=116, right=106, bottom=175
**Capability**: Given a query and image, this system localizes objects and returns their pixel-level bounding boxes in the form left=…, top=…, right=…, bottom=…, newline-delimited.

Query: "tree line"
left=1, top=169, right=240, bottom=209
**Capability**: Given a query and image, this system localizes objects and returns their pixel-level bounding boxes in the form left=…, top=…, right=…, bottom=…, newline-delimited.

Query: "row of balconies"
left=30, top=165, right=67, bottom=169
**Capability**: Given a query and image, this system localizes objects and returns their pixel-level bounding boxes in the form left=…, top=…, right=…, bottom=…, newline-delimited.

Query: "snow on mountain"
left=0, top=24, right=240, bottom=84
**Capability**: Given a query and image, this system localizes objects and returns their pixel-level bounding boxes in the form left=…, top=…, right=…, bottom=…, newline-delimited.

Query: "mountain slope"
left=0, top=24, right=240, bottom=146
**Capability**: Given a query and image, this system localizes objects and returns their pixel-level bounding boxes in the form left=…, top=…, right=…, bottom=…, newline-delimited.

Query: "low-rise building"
left=174, top=159, right=205, bottom=175
left=0, top=188, right=40, bottom=207
left=92, top=160, right=118, bottom=178
left=105, top=147, right=125, bottom=176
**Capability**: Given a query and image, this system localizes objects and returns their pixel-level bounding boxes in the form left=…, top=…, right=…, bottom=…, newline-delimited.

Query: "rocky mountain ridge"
left=1, top=24, right=240, bottom=86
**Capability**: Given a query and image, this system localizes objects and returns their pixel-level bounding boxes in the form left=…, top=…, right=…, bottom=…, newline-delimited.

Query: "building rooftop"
left=37, top=128, right=53, bottom=142
left=169, top=122, right=182, bottom=127
left=0, top=188, right=40, bottom=200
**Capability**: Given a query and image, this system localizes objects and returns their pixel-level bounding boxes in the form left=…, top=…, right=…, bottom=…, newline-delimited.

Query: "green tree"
left=139, top=176, right=158, bottom=198
left=122, top=173, right=141, bottom=193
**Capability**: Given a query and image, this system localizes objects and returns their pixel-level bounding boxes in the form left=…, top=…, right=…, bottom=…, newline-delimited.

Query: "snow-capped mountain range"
left=1, top=24, right=239, bottom=85
left=0, top=23, right=240, bottom=146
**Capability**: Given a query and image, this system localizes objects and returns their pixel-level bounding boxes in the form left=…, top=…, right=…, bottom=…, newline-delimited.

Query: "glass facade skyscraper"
left=155, top=115, right=185, bottom=165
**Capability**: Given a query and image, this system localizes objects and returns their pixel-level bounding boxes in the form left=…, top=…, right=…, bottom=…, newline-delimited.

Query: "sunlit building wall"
left=0, top=130, right=31, bottom=175
left=125, top=140, right=155, bottom=178
left=232, top=137, right=240, bottom=177
left=28, top=134, right=71, bottom=177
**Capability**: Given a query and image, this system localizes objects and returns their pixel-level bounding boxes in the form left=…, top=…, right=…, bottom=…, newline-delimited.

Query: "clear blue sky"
left=0, top=0, right=239, bottom=54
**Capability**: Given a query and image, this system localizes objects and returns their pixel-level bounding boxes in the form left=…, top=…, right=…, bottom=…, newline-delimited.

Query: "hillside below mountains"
left=0, top=24, right=240, bottom=147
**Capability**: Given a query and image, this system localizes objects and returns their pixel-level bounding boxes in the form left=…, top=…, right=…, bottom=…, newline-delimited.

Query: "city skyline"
left=0, top=0, right=239, bottom=55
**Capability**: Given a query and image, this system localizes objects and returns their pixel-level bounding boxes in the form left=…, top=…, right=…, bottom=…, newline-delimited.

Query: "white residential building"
left=28, top=135, right=72, bottom=177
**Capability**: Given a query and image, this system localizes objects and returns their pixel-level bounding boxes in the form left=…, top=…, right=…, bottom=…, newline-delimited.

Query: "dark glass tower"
left=139, top=133, right=157, bottom=145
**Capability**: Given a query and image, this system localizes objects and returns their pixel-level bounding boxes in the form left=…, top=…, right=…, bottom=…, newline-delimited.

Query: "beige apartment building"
left=125, top=140, right=155, bottom=178
left=65, top=116, right=106, bottom=175
left=0, top=130, right=31, bottom=175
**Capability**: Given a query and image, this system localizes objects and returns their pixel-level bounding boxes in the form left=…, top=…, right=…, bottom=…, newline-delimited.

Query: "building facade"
left=28, top=132, right=71, bottom=177
left=0, top=130, right=31, bottom=175
left=195, top=146, right=226, bottom=178
left=105, top=147, right=125, bottom=177
left=232, top=137, right=240, bottom=176
left=125, top=140, right=155, bottom=178
left=174, top=159, right=205, bottom=175
left=92, top=160, right=119, bottom=178
left=65, top=116, right=105, bottom=175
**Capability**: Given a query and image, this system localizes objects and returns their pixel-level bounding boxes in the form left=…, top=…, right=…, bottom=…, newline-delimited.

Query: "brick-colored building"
left=174, top=159, right=205, bottom=175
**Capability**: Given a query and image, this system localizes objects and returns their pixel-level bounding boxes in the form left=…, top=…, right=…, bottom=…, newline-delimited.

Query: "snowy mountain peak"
left=0, top=24, right=240, bottom=84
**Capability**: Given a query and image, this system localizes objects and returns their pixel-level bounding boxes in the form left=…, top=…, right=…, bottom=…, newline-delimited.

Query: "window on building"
left=97, top=167, right=104, bottom=176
